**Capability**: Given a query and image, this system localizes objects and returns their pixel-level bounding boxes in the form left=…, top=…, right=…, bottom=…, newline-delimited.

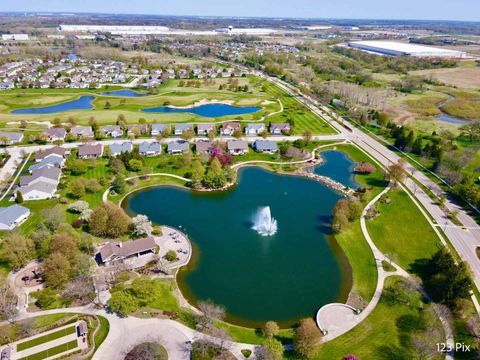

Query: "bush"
left=165, top=250, right=178, bottom=262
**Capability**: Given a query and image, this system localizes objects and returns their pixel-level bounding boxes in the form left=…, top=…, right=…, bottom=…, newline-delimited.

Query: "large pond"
left=100, top=89, right=145, bottom=97
left=123, top=165, right=353, bottom=327
left=314, top=150, right=360, bottom=189
left=11, top=96, right=95, bottom=114
left=141, top=103, right=261, bottom=117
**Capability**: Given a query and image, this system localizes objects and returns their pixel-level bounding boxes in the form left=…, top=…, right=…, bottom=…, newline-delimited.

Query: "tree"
left=0, top=276, right=17, bottom=322
left=43, top=252, right=71, bottom=289
left=387, top=159, right=406, bottom=187
left=131, top=214, right=153, bottom=237
left=3, top=234, right=35, bottom=269
left=302, top=129, right=313, bottom=144
left=49, top=233, right=78, bottom=266
left=62, top=276, right=95, bottom=304
left=263, top=321, right=280, bottom=338
left=181, top=129, right=195, bottom=141
left=128, top=159, right=143, bottom=172
left=41, top=206, right=66, bottom=231
left=198, top=299, right=226, bottom=328
left=68, top=159, right=87, bottom=175
left=112, top=175, right=127, bottom=194
left=232, top=129, right=242, bottom=139
left=191, top=160, right=206, bottom=187
left=459, top=122, right=480, bottom=142
left=68, top=179, right=86, bottom=199
left=15, top=190, right=23, bottom=203
left=293, top=318, right=321, bottom=359
left=89, top=203, right=131, bottom=238
left=68, top=200, right=89, bottom=213
left=257, top=338, right=284, bottom=360
left=108, top=290, right=139, bottom=315
left=165, top=250, right=177, bottom=262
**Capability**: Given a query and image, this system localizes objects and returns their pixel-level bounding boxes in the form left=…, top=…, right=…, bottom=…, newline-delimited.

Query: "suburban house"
left=0, top=205, right=30, bottom=231
left=167, top=141, right=189, bottom=155
left=139, top=141, right=162, bottom=156
left=34, top=146, right=67, bottom=162
left=70, top=126, right=94, bottom=139
left=127, top=124, right=149, bottom=136
left=109, top=142, right=133, bottom=157
left=245, top=123, right=266, bottom=136
left=253, top=140, right=278, bottom=153
left=0, top=132, right=24, bottom=145
left=227, top=140, right=249, bottom=155
left=195, top=140, right=215, bottom=155
left=100, top=125, right=123, bottom=138
left=78, top=144, right=103, bottom=159
left=43, top=128, right=67, bottom=142
left=220, top=122, right=241, bottom=136
left=18, top=181, right=57, bottom=201
left=151, top=124, right=168, bottom=136
left=270, top=123, right=291, bottom=135
left=174, top=123, right=193, bottom=136
left=97, top=237, right=156, bottom=265
left=197, top=123, right=215, bottom=136
left=19, top=167, right=61, bottom=187
left=28, top=156, right=64, bottom=173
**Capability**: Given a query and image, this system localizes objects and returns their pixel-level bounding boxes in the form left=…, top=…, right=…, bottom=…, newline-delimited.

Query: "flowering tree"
left=210, top=147, right=233, bottom=166
left=131, top=214, right=153, bottom=237
left=343, top=355, right=360, bottom=360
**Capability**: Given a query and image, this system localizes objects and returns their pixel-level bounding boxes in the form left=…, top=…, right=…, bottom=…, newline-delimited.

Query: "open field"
left=411, top=65, right=480, bottom=89
left=367, top=189, right=444, bottom=270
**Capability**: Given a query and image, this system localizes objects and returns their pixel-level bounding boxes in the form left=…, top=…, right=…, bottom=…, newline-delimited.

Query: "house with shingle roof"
left=127, top=124, right=149, bottom=136
left=139, top=141, right=161, bottom=156
left=174, top=124, right=193, bottom=136
left=270, top=122, right=291, bottom=135
left=28, top=156, right=64, bottom=173
left=18, top=181, right=57, bottom=201
left=43, top=128, right=67, bottom=142
left=0, top=205, right=30, bottom=231
left=100, top=125, right=123, bottom=138
left=0, top=132, right=24, bottom=145
left=220, top=122, right=241, bottom=136
left=19, top=167, right=61, bottom=187
left=227, top=140, right=249, bottom=155
left=253, top=140, right=278, bottom=153
left=151, top=124, right=168, bottom=136
left=78, top=144, right=103, bottom=159
left=70, top=126, right=94, bottom=139
left=97, top=237, right=156, bottom=265
left=197, top=123, right=215, bottom=136
left=109, top=142, right=133, bottom=157
left=167, top=141, right=189, bottom=155
left=195, top=140, right=215, bottom=155
left=245, top=123, right=266, bottom=136
left=34, top=146, right=67, bottom=162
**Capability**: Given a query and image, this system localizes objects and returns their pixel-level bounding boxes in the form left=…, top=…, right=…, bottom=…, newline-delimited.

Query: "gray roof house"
left=70, top=126, right=94, bottom=139
left=270, top=122, right=291, bottom=135
left=0, top=205, right=30, bottom=231
left=98, top=237, right=156, bottom=265
left=100, top=125, right=123, bottom=138
left=78, top=144, right=103, bottom=159
left=253, top=140, right=278, bottom=153
left=174, top=124, right=193, bottom=136
left=167, top=141, right=189, bottom=155
left=227, top=140, right=249, bottom=155
left=196, top=123, right=215, bottom=136
left=28, top=156, right=64, bottom=173
left=109, top=142, right=133, bottom=157
left=220, top=122, right=241, bottom=136
left=139, top=141, right=161, bottom=156
left=43, top=128, right=67, bottom=142
left=19, top=181, right=57, bottom=201
left=19, top=167, right=61, bottom=187
left=195, top=140, right=215, bottom=154
left=34, top=146, right=67, bottom=162
left=245, top=123, right=266, bottom=136
left=0, top=132, right=24, bottom=145
left=127, top=124, right=149, bottom=135
left=151, top=124, right=167, bottom=136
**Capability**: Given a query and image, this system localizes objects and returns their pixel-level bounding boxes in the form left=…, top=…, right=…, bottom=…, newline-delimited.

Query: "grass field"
left=311, top=277, right=444, bottom=360
left=367, top=189, right=444, bottom=270
left=18, top=339, right=78, bottom=360
left=16, top=325, right=76, bottom=351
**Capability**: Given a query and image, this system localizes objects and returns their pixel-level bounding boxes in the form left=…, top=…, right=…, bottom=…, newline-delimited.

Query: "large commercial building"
left=348, top=41, right=468, bottom=58
left=58, top=25, right=170, bottom=35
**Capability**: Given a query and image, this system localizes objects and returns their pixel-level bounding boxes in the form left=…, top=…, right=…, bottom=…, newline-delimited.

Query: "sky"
left=1, top=0, right=478, bottom=22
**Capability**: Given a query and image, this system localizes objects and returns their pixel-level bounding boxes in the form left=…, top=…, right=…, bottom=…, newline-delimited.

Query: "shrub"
left=165, top=250, right=178, bottom=262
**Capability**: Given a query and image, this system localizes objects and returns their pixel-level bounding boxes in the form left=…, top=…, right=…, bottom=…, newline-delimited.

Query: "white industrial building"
left=348, top=41, right=468, bottom=58
left=58, top=24, right=170, bottom=35
left=2, top=34, right=29, bottom=41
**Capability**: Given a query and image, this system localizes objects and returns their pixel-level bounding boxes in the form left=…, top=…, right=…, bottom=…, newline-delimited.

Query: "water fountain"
left=252, top=206, right=278, bottom=236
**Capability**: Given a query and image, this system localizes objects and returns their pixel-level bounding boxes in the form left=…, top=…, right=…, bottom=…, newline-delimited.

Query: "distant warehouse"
left=348, top=41, right=467, bottom=58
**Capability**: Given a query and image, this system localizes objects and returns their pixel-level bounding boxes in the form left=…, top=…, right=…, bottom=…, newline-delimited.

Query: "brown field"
left=411, top=66, right=480, bottom=89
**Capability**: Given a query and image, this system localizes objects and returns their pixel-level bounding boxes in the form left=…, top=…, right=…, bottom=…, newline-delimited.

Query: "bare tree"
left=197, top=300, right=226, bottom=329
left=0, top=277, right=17, bottom=323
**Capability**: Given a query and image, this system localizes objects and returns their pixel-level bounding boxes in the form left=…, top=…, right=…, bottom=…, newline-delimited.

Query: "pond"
left=11, top=96, right=95, bottom=114
left=436, top=114, right=468, bottom=125
left=314, top=150, right=360, bottom=189
left=141, top=103, right=261, bottom=117
left=100, top=89, right=145, bottom=97
left=123, top=166, right=353, bottom=327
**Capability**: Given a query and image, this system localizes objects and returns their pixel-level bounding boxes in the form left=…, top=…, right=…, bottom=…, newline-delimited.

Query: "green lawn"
left=18, top=339, right=78, bottom=360
left=88, top=316, right=109, bottom=359
left=367, top=189, right=444, bottom=270
left=262, top=82, right=335, bottom=135
left=16, top=325, right=76, bottom=351
left=216, top=321, right=294, bottom=345
left=313, top=277, right=444, bottom=360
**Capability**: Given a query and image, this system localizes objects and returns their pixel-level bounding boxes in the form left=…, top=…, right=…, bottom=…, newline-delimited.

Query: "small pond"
left=141, top=103, right=261, bottom=117
left=11, top=96, right=95, bottom=114
left=314, top=150, right=360, bottom=190
left=100, top=89, right=145, bottom=97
